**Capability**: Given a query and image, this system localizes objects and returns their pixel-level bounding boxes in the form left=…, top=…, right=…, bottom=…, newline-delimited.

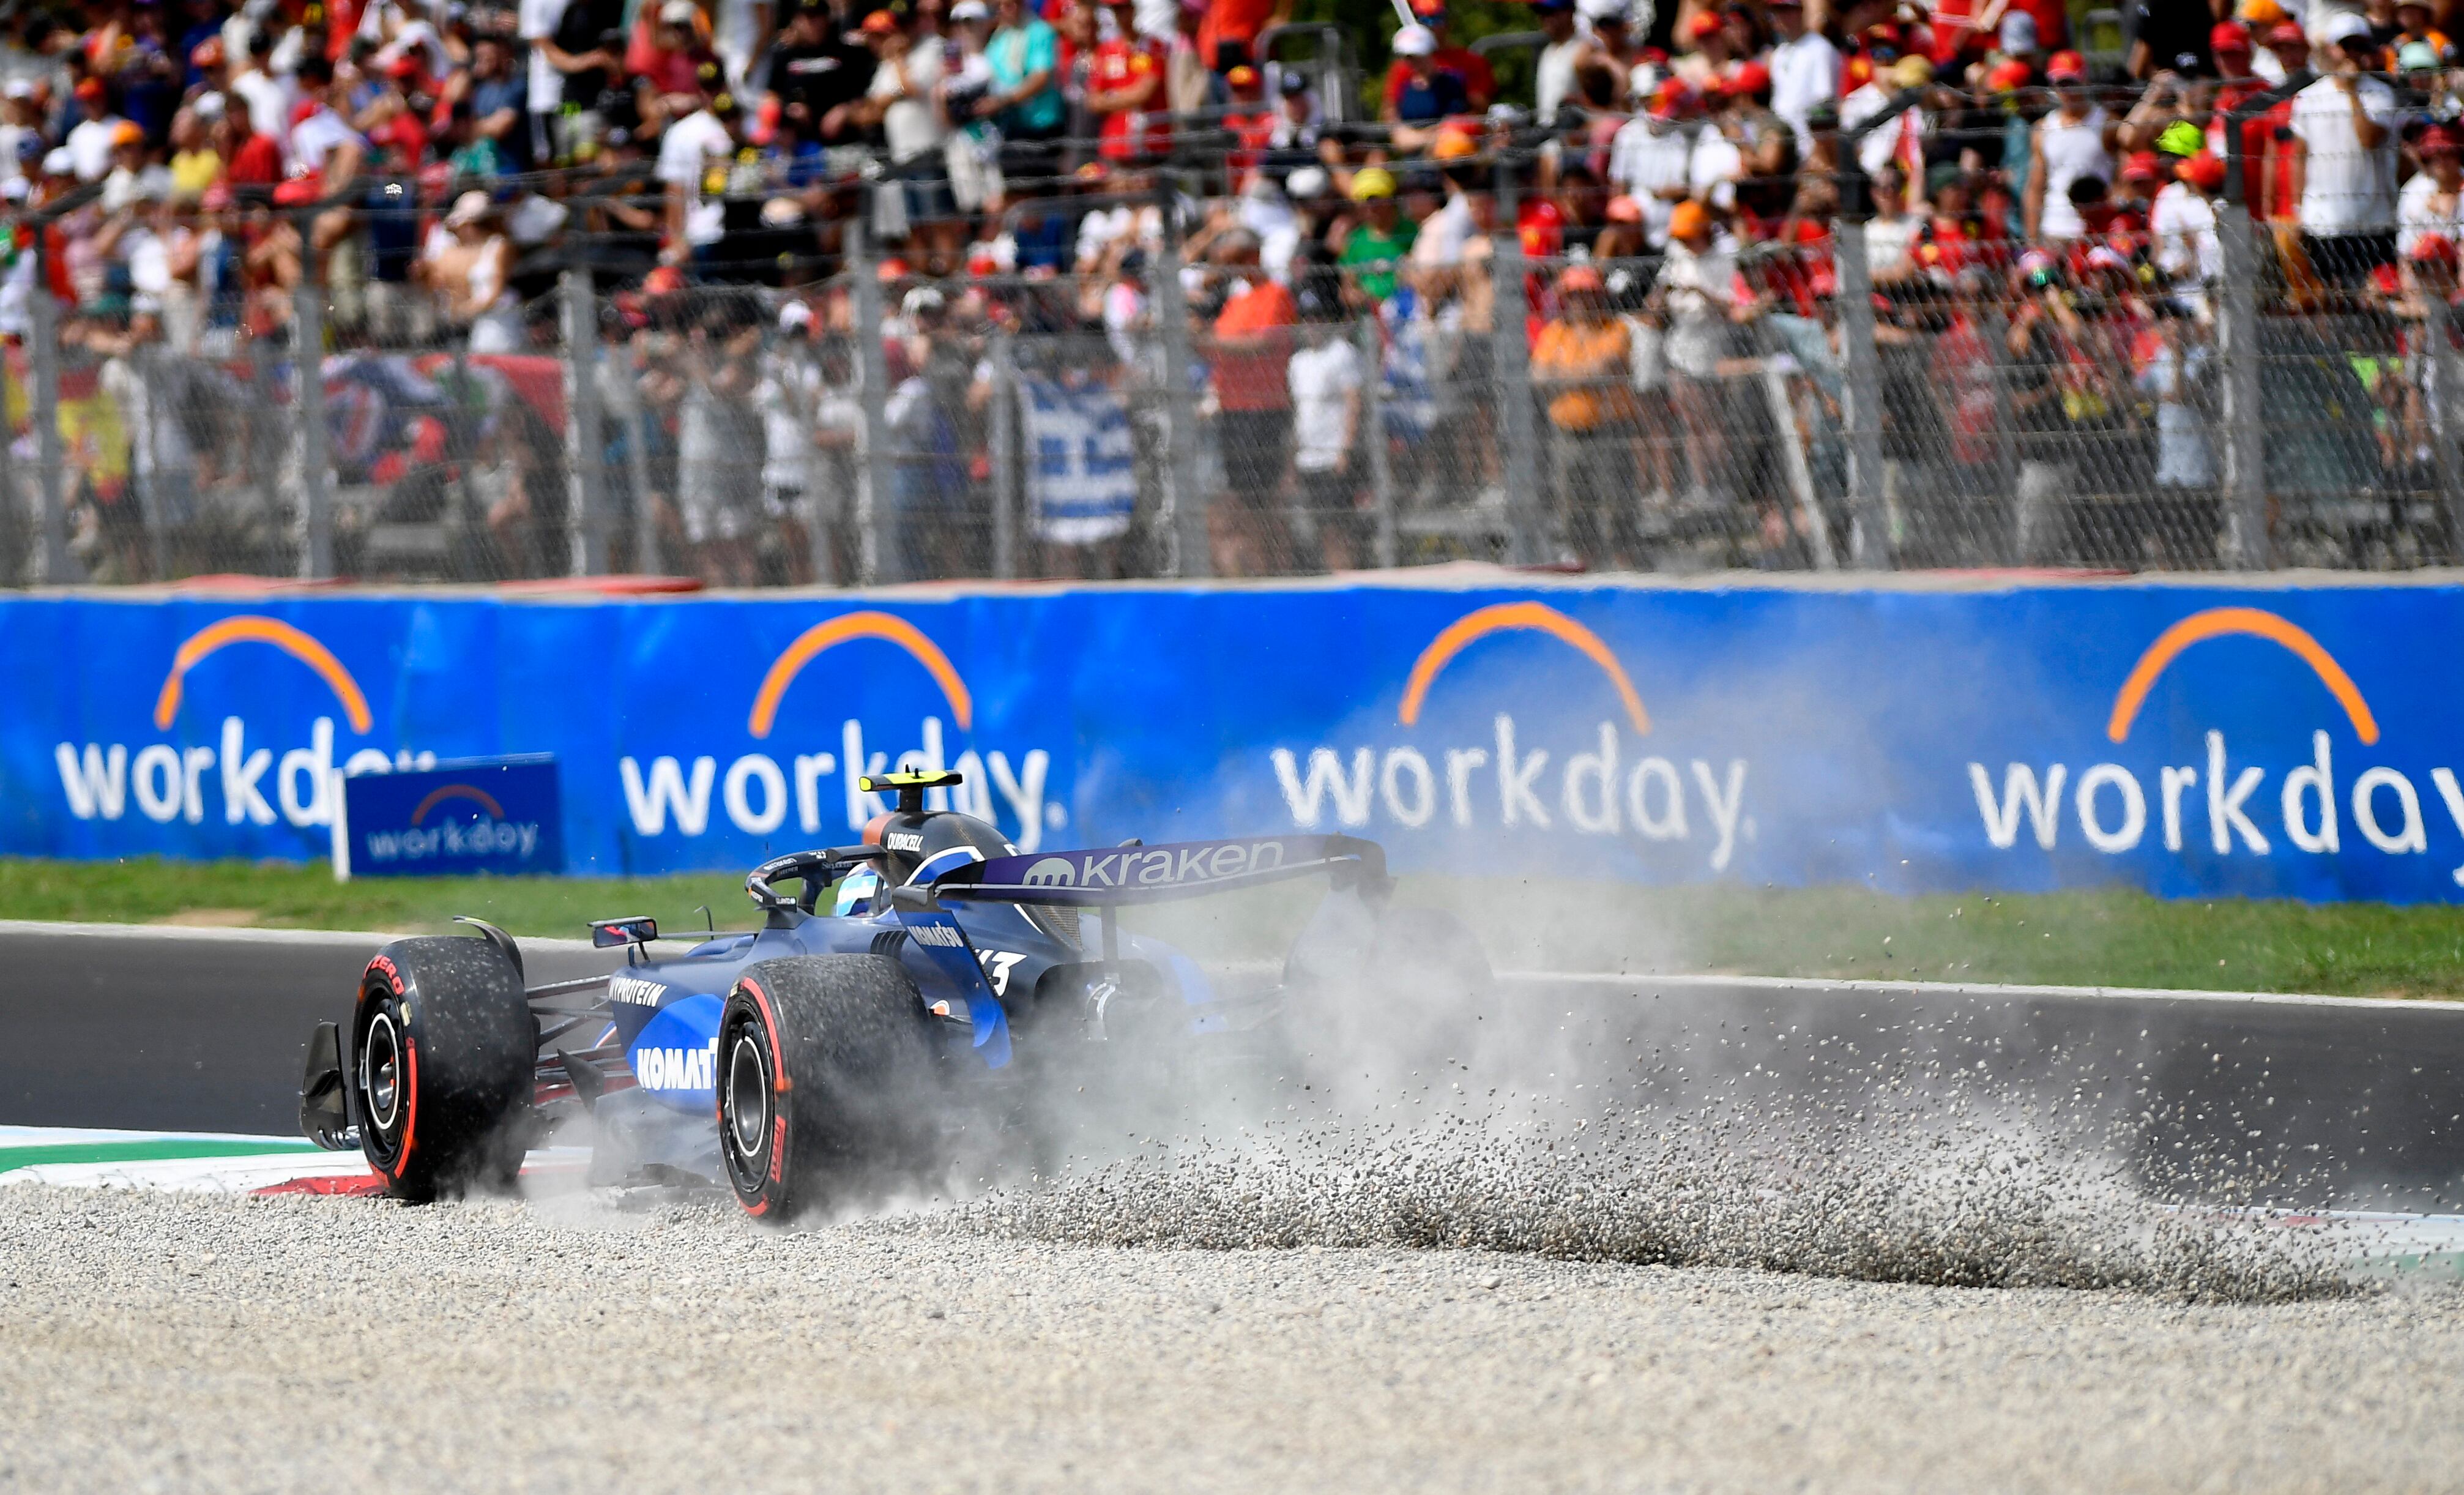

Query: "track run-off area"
left=9, top=920, right=2464, bottom=1490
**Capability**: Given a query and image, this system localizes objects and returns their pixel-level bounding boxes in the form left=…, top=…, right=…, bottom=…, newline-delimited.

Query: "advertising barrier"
left=336, top=758, right=562, bottom=879
left=9, top=575, right=2464, bottom=903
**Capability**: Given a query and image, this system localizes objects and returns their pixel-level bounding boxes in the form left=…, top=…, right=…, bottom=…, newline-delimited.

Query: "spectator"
left=1286, top=299, right=1364, bottom=566
left=65, top=77, right=125, bottom=181
left=1607, top=80, right=1697, bottom=250
left=417, top=190, right=523, bottom=350
left=1653, top=199, right=1752, bottom=510
left=2128, top=0, right=2219, bottom=79
left=2401, top=124, right=2464, bottom=256
left=2026, top=51, right=2116, bottom=240
left=1336, top=165, right=1413, bottom=305
left=1392, top=1, right=1493, bottom=117
left=1202, top=226, right=1295, bottom=573
left=984, top=0, right=1063, bottom=171
left=2153, top=144, right=2225, bottom=302
left=2290, top=12, right=2402, bottom=286
left=857, top=10, right=955, bottom=264
left=770, top=0, right=876, bottom=148
left=1194, top=0, right=1287, bottom=74
left=1532, top=262, right=1634, bottom=562
left=1765, top=0, right=1838, bottom=155
left=1085, top=0, right=1166, bottom=163
left=1384, top=25, right=1467, bottom=157
left=657, top=84, right=738, bottom=264
left=1533, top=0, right=1584, bottom=124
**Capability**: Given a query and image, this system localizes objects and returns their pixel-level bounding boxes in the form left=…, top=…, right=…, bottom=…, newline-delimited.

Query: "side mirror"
left=590, top=915, right=659, bottom=948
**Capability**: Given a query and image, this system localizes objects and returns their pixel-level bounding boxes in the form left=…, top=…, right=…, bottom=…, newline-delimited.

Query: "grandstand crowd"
left=6, top=0, right=2464, bottom=581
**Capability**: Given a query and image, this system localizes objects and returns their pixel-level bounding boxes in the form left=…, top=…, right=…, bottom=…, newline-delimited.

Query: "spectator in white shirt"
left=2400, top=125, right=2464, bottom=258
left=1606, top=81, right=1700, bottom=248
left=1764, top=0, right=1837, bottom=156
left=2152, top=148, right=2225, bottom=304
left=2289, top=10, right=2402, bottom=285
left=64, top=78, right=125, bottom=181
left=657, top=89, right=739, bottom=255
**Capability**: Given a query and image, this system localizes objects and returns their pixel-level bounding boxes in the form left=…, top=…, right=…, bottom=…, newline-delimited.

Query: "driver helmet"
left=833, top=865, right=884, bottom=917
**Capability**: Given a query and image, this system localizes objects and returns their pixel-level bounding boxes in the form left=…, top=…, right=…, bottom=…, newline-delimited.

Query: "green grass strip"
left=0, top=1138, right=322, bottom=1174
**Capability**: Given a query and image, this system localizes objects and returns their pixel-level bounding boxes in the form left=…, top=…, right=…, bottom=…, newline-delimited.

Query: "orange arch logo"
left=410, top=784, right=505, bottom=824
left=1398, top=601, right=1650, bottom=734
left=747, top=611, right=973, bottom=739
left=2106, top=606, right=2379, bottom=745
left=152, top=616, right=374, bottom=734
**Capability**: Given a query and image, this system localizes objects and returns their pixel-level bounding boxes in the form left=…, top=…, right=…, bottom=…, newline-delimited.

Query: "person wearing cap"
left=2025, top=51, right=2118, bottom=240
left=1605, top=77, right=1699, bottom=250
left=66, top=78, right=128, bottom=183
left=1652, top=196, right=1754, bottom=514
left=1335, top=166, right=1415, bottom=304
left=2384, top=0, right=2455, bottom=71
left=2288, top=10, right=2402, bottom=286
left=1284, top=278, right=1367, bottom=567
left=2151, top=144, right=2225, bottom=294
left=2400, top=124, right=2464, bottom=259
left=0, top=82, right=42, bottom=185
left=1530, top=262, right=1636, bottom=564
left=1401, top=0, right=1494, bottom=113
left=1383, top=24, right=1468, bottom=156
left=655, top=81, right=737, bottom=259
left=1765, top=0, right=1841, bottom=157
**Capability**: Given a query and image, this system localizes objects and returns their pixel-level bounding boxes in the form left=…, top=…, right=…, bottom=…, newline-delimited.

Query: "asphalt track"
left=7, top=920, right=2464, bottom=1208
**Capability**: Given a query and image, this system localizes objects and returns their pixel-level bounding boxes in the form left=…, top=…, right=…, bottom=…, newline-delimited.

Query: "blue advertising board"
left=338, top=756, right=562, bottom=878
left=6, top=576, right=2464, bottom=903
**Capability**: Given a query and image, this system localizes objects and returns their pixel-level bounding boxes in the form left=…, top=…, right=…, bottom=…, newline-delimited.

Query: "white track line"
left=0, top=919, right=2450, bottom=1010
left=1505, top=971, right=2459, bottom=1013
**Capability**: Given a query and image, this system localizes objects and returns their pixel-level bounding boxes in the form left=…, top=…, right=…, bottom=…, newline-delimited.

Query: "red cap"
left=1725, top=59, right=1770, bottom=98
left=2045, top=48, right=2086, bottom=80
left=2179, top=149, right=2227, bottom=192
left=273, top=175, right=321, bottom=206
left=74, top=77, right=106, bottom=102
left=1986, top=58, right=2033, bottom=91
left=2424, top=124, right=2462, bottom=155
left=2121, top=151, right=2161, bottom=182
left=2209, top=21, right=2252, bottom=53
left=2266, top=21, right=2307, bottom=46
left=859, top=9, right=898, bottom=32
left=1684, top=12, right=1721, bottom=39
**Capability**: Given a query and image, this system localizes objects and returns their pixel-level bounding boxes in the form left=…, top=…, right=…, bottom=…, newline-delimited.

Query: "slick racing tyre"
left=717, top=955, right=937, bottom=1223
left=352, top=935, right=535, bottom=1202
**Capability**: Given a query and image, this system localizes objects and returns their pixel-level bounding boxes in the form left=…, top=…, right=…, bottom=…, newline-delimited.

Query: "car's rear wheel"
left=352, top=935, right=535, bottom=1201
left=716, top=955, right=938, bottom=1222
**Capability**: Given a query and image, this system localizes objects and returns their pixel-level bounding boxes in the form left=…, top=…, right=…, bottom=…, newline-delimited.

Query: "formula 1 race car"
left=298, top=770, right=1486, bottom=1218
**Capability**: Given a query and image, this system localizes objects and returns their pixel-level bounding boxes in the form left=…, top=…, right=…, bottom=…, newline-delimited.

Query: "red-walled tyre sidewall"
left=352, top=935, right=535, bottom=1202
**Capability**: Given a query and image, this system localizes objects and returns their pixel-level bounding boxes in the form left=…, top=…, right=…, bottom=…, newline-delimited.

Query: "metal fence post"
left=2215, top=201, right=2269, bottom=569
left=1153, top=176, right=1208, bottom=578
left=559, top=269, right=606, bottom=576
left=1361, top=312, right=1395, bottom=568
left=2429, top=294, right=2464, bottom=561
left=1831, top=221, right=1892, bottom=569
left=848, top=206, right=900, bottom=584
left=294, top=269, right=332, bottom=580
left=989, top=329, right=1018, bottom=580
left=28, top=280, right=68, bottom=584
left=1491, top=155, right=1541, bottom=565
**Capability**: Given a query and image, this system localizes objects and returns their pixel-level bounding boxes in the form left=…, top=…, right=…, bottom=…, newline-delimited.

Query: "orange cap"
left=1669, top=199, right=1710, bottom=240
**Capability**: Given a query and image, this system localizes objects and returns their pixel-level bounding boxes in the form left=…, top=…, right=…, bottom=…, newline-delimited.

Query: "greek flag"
left=1019, top=375, right=1135, bottom=546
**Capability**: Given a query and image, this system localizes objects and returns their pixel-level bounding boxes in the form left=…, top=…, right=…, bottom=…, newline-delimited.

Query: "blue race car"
left=298, top=769, right=1484, bottom=1218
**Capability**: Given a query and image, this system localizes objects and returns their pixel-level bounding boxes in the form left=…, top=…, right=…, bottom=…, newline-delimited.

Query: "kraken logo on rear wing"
left=928, top=835, right=1388, bottom=907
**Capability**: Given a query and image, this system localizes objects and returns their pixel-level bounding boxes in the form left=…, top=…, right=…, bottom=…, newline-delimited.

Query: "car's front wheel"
left=352, top=935, right=535, bottom=1201
left=716, top=955, right=939, bottom=1222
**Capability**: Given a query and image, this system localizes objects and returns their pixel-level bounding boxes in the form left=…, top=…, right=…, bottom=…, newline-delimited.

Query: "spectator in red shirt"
left=1197, top=0, right=1290, bottom=73
left=1088, top=0, right=1167, bottom=162
left=1202, top=225, right=1297, bottom=573
left=219, top=105, right=285, bottom=192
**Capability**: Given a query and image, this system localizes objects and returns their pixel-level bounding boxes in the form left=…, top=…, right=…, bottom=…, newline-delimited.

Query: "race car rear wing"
left=927, top=834, right=1388, bottom=908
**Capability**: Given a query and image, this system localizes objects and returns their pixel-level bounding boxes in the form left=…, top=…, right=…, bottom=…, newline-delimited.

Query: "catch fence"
left=1, top=182, right=2456, bottom=584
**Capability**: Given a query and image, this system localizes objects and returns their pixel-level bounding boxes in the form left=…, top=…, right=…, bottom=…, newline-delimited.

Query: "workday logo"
left=1968, top=606, right=2464, bottom=879
left=55, top=614, right=429, bottom=835
left=616, top=609, right=1066, bottom=849
left=360, top=780, right=548, bottom=865
left=1269, top=601, right=1753, bottom=871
